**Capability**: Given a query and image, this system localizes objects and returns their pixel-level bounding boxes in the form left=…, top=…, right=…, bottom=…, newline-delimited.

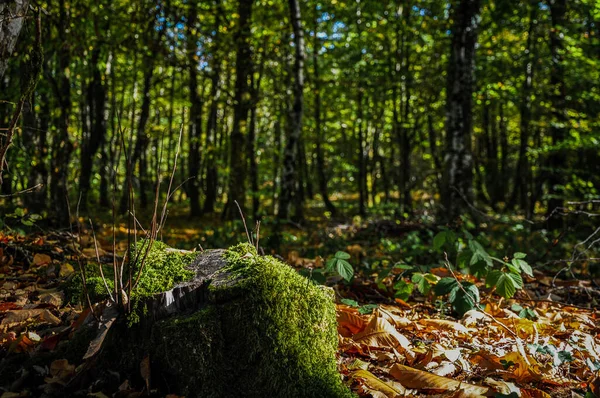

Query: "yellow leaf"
left=389, top=364, right=489, bottom=397
left=60, top=263, right=75, bottom=277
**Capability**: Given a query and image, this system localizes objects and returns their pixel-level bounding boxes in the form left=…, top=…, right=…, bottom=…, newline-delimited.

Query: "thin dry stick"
left=443, top=252, right=518, bottom=339
left=235, top=200, right=253, bottom=246
left=255, top=221, right=261, bottom=252
left=0, top=183, right=43, bottom=198
left=89, top=219, right=115, bottom=303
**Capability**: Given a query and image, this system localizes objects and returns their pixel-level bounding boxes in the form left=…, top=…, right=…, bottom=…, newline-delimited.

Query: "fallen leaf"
left=59, top=263, right=75, bottom=277
left=353, top=315, right=412, bottom=352
left=337, top=307, right=365, bottom=336
left=45, top=359, right=75, bottom=385
left=420, top=319, right=469, bottom=334
left=33, top=253, right=52, bottom=266
left=351, top=369, right=405, bottom=397
left=389, top=364, right=489, bottom=397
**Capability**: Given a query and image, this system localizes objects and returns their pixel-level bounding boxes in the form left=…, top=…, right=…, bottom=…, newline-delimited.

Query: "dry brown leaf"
left=32, top=253, right=52, bottom=266
left=420, top=319, right=469, bottom=334
left=430, top=361, right=458, bottom=377
left=39, top=292, right=64, bottom=308
left=521, top=387, right=553, bottom=398
left=351, top=369, right=404, bottom=397
left=353, top=315, right=412, bottom=352
left=389, top=363, right=489, bottom=397
left=378, top=306, right=412, bottom=328
left=44, top=359, right=75, bottom=385
left=337, top=308, right=366, bottom=336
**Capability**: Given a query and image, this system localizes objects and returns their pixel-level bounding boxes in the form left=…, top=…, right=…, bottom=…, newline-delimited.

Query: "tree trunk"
left=440, top=0, right=481, bottom=223
left=222, top=0, right=254, bottom=220
left=356, top=89, right=366, bottom=217
left=0, top=0, right=30, bottom=79
left=312, top=17, right=336, bottom=216
left=49, top=0, right=74, bottom=227
left=509, top=2, right=537, bottom=217
left=79, top=46, right=107, bottom=211
left=278, top=0, right=305, bottom=221
left=188, top=1, right=203, bottom=218
left=547, top=0, right=567, bottom=229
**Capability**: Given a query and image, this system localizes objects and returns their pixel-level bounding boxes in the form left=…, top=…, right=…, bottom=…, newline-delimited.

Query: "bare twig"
left=0, top=183, right=43, bottom=198
left=255, top=221, right=261, bottom=252
left=89, top=219, right=115, bottom=303
left=235, top=200, right=253, bottom=246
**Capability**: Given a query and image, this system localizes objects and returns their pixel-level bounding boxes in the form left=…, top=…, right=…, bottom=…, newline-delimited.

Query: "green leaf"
left=341, top=298, right=359, bottom=307
left=334, top=251, right=351, bottom=260
left=412, top=273, right=432, bottom=295
left=451, top=282, right=479, bottom=316
left=326, top=258, right=336, bottom=272
left=456, top=249, right=473, bottom=269
left=469, top=240, right=493, bottom=267
left=489, top=271, right=518, bottom=299
left=513, top=259, right=533, bottom=277
left=508, top=272, right=524, bottom=289
left=394, top=280, right=414, bottom=301
left=358, top=304, right=378, bottom=315
left=511, top=303, right=524, bottom=312
left=336, top=259, right=354, bottom=282
left=433, top=231, right=446, bottom=251
left=393, top=263, right=414, bottom=270
left=518, top=308, right=537, bottom=320
left=513, top=252, right=527, bottom=259
left=506, top=262, right=520, bottom=274
left=557, top=351, right=574, bottom=363
left=434, top=277, right=459, bottom=296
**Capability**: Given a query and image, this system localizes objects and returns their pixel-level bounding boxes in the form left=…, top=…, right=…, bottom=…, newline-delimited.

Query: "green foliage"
left=326, top=251, right=354, bottom=282
left=431, top=230, right=532, bottom=302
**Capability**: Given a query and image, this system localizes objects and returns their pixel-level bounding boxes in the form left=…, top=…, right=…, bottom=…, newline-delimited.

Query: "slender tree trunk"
left=50, top=0, right=74, bottom=227
left=547, top=0, right=567, bottom=229
left=278, top=0, right=305, bottom=221
left=312, top=16, right=336, bottom=216
left=247, top=49, right=264, bottom=221
left=509, top=2, right=537, bottom=217
left=187, top=1, right=202, bottom=218
left=79, top=46, right=107, bottom=211
left=440, top=0, right=481, bottom=223
left=222, top=0, right=254, bottom=220
left=356, top=89, right=366, bottom=217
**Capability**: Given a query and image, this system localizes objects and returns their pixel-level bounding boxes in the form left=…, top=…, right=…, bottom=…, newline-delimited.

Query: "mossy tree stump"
left=129, top=243, right=351, bottom=397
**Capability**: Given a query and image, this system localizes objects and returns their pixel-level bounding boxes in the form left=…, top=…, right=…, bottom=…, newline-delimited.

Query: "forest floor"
left=1, top=202, right=600, bottom=397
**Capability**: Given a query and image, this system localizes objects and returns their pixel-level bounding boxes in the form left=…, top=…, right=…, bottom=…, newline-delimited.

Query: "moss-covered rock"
left=149, top=243, right=352, bottom=398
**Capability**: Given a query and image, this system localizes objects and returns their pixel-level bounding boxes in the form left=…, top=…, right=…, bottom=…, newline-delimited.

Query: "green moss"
left=152, top=243, right=353, bottom=398
left=64, top=263, right=115, bottom=304
left=129, top=240, right=195, bottom=297
left=127, top=240, right=196, bottom=324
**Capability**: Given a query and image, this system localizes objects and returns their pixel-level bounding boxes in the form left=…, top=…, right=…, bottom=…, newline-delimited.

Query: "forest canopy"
left=0, top=0, right=598, bottom=230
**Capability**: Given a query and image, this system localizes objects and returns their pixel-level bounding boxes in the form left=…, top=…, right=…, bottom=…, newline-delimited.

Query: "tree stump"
left=118, top=243, right=351, bottom=398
